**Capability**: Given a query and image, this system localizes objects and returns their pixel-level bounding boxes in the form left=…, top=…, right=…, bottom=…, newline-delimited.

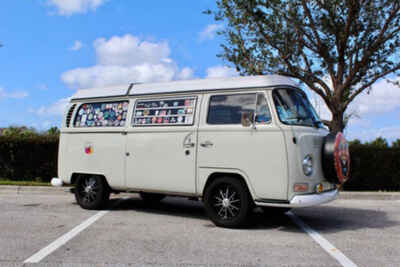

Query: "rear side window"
left=207, top=94, right=256, bottom=124
left=132, top=96, right=197, bottom=126
left=74, top=101, right=129, bottom=127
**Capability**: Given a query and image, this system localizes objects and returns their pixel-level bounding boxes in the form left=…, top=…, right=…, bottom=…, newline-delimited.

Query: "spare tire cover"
left=322, top=132, right=350, bottom=184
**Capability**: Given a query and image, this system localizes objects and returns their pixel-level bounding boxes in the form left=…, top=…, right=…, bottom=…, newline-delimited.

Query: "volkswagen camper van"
left=52, top=75, right=350, bottom=228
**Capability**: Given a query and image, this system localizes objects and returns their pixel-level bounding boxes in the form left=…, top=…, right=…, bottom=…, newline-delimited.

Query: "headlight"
left=302, top=155, right=313, bottom=176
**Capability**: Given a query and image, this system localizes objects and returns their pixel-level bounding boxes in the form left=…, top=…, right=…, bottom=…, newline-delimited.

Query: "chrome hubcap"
left=79, top=177, right=99, bottom=204
left=213, top=185, right=241, bottom=220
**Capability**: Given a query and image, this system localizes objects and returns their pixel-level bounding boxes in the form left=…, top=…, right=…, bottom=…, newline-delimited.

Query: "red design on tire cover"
left=333, top=133, right=350, bottom=183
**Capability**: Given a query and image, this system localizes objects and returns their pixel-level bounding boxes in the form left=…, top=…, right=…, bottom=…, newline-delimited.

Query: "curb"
left=0, top=185, right=70, bottom=194
left=338, top=191, right=400, bottom=200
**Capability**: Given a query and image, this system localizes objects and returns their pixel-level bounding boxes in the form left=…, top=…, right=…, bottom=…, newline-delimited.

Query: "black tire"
left=139, top=192, right=166, bottom=203
left=203, top=177, right=253, bottom=228
left=74, top=175, right=110, bottom=210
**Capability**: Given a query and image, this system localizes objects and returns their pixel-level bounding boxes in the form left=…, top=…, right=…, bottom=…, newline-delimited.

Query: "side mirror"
left=241, top=111, right=255, bottom=127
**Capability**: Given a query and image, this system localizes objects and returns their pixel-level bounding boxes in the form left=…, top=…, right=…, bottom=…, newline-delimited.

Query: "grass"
left=0, top=180, right=51, bottom=186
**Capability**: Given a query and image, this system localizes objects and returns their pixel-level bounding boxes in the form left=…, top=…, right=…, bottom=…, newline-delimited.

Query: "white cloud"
left=94, top=35, right=170, bottom=66
left=47, top=0, right=107, bottom=16
left=70, top=40, right=84, bottom=51
left=62, top=64, right=176, bottom=89
left=34, top=97, right=71, bottom=116
left=206, top=65, right=238, bottom=79
left=0, top=87, right=29, bottom=100
left=349, top=79, right=400, bottom=117
left=199, top=24, right=224, bottom=41
left=177, top=67, right=194, bottom=80
left=307, top=78, right=400, bottom=123
left=61, top=34, right=194, bottom=89
left=307, top=90, right=332, bottom=121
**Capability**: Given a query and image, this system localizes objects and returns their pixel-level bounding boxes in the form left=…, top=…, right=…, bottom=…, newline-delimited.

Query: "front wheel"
left=75, top=175, right=110, bottom=210
left=203, top=177, right=252, bottom=228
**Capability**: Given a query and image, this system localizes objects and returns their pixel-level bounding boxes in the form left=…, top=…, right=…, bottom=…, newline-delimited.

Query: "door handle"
left=183, top=142, right=195, bottom=148
left=183, top=132, right=195, bottom=148
left=200, top=141, right=213, bottom=148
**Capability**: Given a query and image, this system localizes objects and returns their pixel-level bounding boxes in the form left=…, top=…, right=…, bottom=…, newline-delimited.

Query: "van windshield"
left=273, top=88, right=323, bottom=128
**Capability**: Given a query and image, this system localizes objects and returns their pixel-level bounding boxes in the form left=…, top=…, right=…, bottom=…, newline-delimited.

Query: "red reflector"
left=294, top=183, right=309, bottom=192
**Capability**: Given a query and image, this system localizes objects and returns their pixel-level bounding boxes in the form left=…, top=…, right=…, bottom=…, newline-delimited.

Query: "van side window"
left=207, top=94, right=256, bottom=124
left=255, top=93, right=271, bottom=124
left=74, top=101, right=129, bottom=127
left=132, top=97, right=196, bottom=126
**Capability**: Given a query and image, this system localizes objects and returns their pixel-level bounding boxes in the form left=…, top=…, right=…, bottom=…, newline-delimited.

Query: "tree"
left=2, top=126, right=38, bottom=137
left=47, top=126, right=60, bottom=136
left=207, top=0, right=400, bottom=133
left=392, top=139, right=400, bottom=148
left=366, top=137, right=389, bottom=148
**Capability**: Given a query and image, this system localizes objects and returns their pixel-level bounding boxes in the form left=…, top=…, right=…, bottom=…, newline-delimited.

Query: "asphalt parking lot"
left=0, top=187, right=399, bottom=267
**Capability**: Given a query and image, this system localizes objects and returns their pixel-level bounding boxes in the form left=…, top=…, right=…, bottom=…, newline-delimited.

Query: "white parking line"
left=24, top=210, right=108, bottom=263
left=24, top=197, right=127, bottom=264
left=287, top=211, right=358, bottom=267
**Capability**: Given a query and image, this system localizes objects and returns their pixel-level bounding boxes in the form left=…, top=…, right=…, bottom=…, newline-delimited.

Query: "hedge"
left=0, top=136, right=58, bottom=182
left=343, top=146, right=400, bottom=191
left=0, top=136, right=399, bottom=190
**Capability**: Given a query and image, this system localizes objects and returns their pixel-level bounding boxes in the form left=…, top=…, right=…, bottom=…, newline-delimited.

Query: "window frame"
left=255, top=92, right=272, bottom=125
left=73, top=100, right=130, bottom=128
left=272, top=87, right=321, bottom=128
left=131, top=96, right=198, bottom=127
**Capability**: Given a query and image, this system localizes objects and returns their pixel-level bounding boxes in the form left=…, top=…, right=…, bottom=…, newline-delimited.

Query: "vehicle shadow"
left=106, top=196, right=208, bottom=221
left=104, top=196, right=398, bottom=232
left=282, top=205, right=399, bottom=234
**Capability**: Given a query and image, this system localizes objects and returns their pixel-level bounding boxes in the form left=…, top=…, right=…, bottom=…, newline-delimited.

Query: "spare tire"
left=322, top=132, right=351, bottom=184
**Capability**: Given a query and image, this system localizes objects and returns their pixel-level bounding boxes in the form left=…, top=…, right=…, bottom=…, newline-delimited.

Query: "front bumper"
left=255, top=189, right=339, bottom=208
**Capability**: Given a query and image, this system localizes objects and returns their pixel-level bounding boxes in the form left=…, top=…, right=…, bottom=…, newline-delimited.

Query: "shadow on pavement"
left=102, top=196, right=398, bottom=232
left=288, top=205, right=399, bottom=234
left=106, top=196, right=208, bottom=221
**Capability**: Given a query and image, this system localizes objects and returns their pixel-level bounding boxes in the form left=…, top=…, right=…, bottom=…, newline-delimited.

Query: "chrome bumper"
left=255, top=189, right=339, bottom=208
left=51, top=177, right=64, bottom=187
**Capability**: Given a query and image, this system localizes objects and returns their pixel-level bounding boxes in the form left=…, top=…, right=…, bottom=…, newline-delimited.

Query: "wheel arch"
left=71, top=172, right=111, bottom=189
left=201, top=171, right=256, bottom=200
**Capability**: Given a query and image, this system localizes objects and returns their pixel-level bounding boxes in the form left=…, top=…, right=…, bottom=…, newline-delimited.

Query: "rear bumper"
left=255, top=189, right=339, bottom=208
left=51, top=177, right=63, bottom=187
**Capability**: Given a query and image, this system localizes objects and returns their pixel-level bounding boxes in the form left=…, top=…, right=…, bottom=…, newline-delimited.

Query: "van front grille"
left=66, top=104, right=76, bottom=127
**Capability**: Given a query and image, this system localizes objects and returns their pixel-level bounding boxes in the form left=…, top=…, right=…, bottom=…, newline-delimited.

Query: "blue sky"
left=0, top=0, right=399, bottom=142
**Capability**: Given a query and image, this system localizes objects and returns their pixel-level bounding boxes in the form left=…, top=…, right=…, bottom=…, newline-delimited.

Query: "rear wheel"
left=74, top=175, right=110, bottom=210
left=204, top=177, right=252, bottom=228
left=139, top=192, right=166, bottom=203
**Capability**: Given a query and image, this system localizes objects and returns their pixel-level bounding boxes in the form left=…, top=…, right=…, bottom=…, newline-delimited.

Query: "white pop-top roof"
left=71, top=75, right=298, bottom=100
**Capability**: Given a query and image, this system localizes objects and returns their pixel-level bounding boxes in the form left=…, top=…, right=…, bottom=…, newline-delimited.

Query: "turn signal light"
left=294, top=183, right=309, bottom=192
left=315, top=183, right=324, bottom=193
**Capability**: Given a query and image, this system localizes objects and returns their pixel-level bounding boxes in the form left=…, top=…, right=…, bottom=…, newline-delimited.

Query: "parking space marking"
left=24, top=210, right=109, bottom=263
left=287, top=211, right=358, bottom=267
left=24, top=197, right=128, bottom=264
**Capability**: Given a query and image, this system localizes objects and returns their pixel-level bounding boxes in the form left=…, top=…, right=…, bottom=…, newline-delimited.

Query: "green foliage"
left=391, top=139, right=400, bottom=148
left=0, top=135, right=59, bottom=182
left=365, top=136, right=389, bottom=148
left=209, top=0, right=400, bottom=133
left=345, top=145, right=400, bottom=191
left=2, top=126, right=39, bottom=137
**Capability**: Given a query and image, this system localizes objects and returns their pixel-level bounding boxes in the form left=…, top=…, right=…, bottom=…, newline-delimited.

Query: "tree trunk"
left=329, top=112, right=345, bottom=134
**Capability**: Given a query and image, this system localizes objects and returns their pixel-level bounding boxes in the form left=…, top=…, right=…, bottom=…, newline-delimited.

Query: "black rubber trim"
left=255, top=198, right=290, bottom=204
